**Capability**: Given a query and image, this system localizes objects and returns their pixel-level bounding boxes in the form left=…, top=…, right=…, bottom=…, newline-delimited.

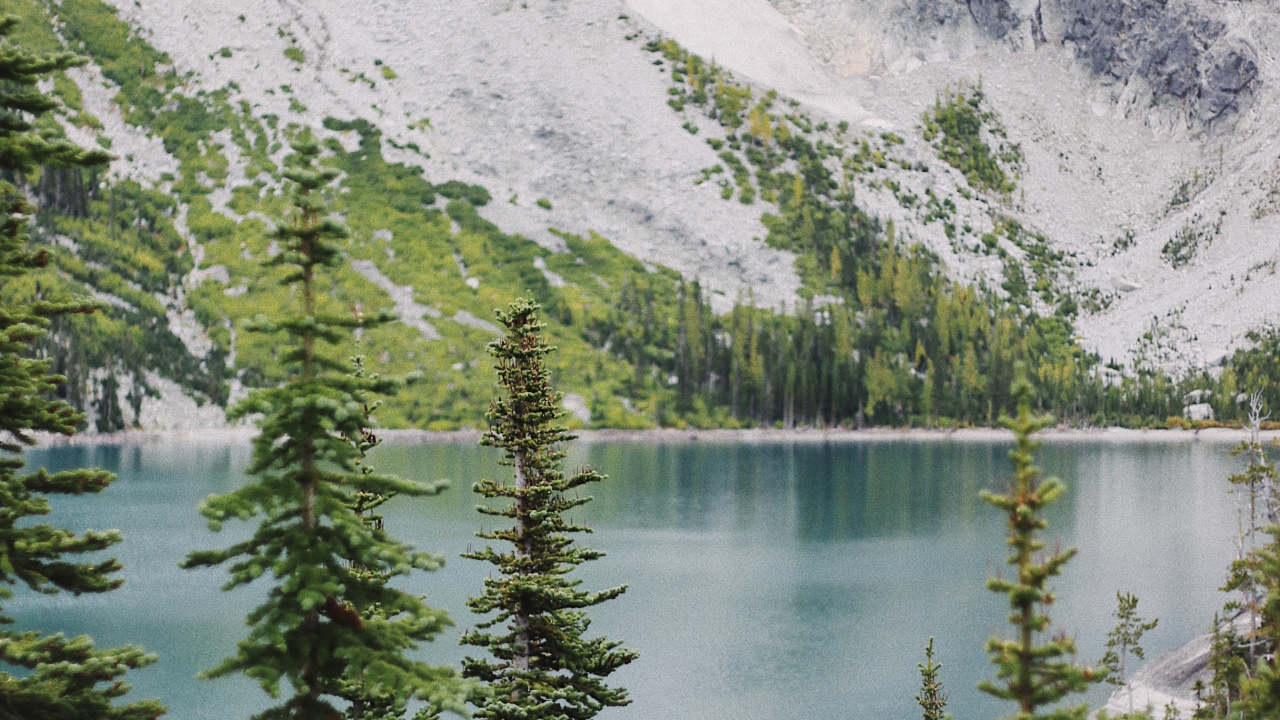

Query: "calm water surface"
left=17, top=439, right=1244, bottom=720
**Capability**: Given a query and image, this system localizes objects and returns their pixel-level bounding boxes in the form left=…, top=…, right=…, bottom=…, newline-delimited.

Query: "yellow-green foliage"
left=921, top=84, right=1021, bottom=195
left=56, top=0, right=178, bottom=125
left=175, top=113, right=669, bottom=430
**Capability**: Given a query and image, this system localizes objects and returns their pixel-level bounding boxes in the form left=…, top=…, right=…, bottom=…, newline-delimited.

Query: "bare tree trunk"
left=301, top=218, right=320, bottom=704
left=512, top=446, right=531, bottom=680
left=1247, top=392, right=1267, bottom=666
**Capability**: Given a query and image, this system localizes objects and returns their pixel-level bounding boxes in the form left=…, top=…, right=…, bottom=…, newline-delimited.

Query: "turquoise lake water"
left=14, top=438, right=1246, bottom=720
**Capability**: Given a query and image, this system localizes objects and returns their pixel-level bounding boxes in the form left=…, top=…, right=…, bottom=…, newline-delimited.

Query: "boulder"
left=1099, top=613, right=1257, bottom=718
left=967, top=0, right=1020, bottom=39
left=1182, top=402, right=1214, bottom=421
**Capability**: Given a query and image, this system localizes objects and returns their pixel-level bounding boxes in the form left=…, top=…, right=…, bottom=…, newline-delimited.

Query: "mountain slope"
left=631, top=0, right=1280, bottom=370
left=11, top=0, right=1280, bottom=431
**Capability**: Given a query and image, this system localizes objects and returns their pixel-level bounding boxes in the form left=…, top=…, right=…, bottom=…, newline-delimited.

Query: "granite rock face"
left=912, top=0, right=962, bottom=27
left=901, top=0, right=1261, bottom=126
left=967, top=0, right=1045, bottom=42
left=1060, top=0, right=1259, bottom=125
left=912, top=0, right=1047, bottom=45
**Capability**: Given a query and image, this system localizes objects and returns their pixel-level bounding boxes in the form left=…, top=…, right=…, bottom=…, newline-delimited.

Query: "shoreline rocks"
left=1097, top=613, right=1258, bottom=718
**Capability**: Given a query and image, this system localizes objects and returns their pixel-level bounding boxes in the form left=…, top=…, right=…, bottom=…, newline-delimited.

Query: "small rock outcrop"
left=907, top=0, right=1046, bottom=46
left=967, top=0, right=1046, bottom=44
left=1060, top=0, right=1259, bottom=125
left=896, top=0, right=1263, bottom=126
left=1100, top=613, right=1257, bottom=718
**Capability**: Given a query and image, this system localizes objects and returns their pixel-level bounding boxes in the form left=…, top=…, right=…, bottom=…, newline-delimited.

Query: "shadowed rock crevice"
left=967, top=0, right=1025, bottom=40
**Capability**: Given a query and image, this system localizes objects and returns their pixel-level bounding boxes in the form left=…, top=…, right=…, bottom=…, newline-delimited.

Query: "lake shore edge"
left=31, top=424, right=1280, bottom=447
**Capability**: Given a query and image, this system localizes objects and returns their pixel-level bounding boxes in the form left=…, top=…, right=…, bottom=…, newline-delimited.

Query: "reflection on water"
left=14, top=438, right=1247, bottom=720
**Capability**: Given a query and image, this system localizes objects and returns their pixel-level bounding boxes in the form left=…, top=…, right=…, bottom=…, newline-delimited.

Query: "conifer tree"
left=0, top=15, right=163, bottom=720
left=181, top=129, right=463, bottom=720
left=333, top=350, right=459, bottom=720
left=1237, top=525, right=1280, bottom=719
left=1198, top=613, right=1248, bottom=720
left=1222, top=393, right=1277, bottom=666
left=916, top=638, right=948, bottom=720
left=1201, top=394, right=1280, bottom=720
left=462, top=298, right=637, bottom=720
left=1099, top=592, right=1158, bottom=716
left=979, top=364, right=1096, bottom=720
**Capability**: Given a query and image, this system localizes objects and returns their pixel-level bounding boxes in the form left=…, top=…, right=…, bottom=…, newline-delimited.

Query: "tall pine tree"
left=181, top=128, right=463, bottom=720
left=0, top=15, right=164, bottom=720
left=462, top=298, right=637, bottom=719
left=979, top=364, right=1096, bottom=720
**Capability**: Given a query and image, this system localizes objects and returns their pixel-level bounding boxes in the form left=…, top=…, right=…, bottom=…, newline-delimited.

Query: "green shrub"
left=434, top=179, right=491, bottom=206
left=922, top=85, right=1019, bottom=195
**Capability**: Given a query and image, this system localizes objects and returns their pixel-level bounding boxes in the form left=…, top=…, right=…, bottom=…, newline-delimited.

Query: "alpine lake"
left=16, top=436, right=1247, bottom=720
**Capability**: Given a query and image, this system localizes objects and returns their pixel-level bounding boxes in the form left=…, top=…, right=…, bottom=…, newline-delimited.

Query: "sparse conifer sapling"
left=916, top=638, right=949, bottom=720
left=979, top=364, right=1097, bottom=720
left=462, top=298, right=637, bottom=720
left=1223, top=392, right=1278, bottom=666
left=1099, top=592, right=1158, bottom=716
left=0, top=15, right=163, bottom=719
left=181, top=129, right=463, bottom=720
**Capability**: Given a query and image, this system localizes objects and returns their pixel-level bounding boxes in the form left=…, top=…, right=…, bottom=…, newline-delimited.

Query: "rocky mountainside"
left=11, top=0, right=1280, bottom=430
left=635, top=0, right=1280, bottom=368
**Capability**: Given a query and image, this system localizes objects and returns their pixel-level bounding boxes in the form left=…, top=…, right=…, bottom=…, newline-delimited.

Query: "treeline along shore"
left=33, top=425, right=1280, bottom=447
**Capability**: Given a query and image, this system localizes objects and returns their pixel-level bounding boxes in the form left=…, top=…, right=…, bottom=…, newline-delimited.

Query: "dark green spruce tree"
left=181, top=129, right=463, bottom=720
left=979, top=365, right=1097, bottom=720
left=0, top=15, right=164, bottom=720
left=462, top=298, right=637, bottom=719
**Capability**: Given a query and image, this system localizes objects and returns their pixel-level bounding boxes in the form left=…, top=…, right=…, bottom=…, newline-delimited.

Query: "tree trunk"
left=512, top=446, right=531, bottom=677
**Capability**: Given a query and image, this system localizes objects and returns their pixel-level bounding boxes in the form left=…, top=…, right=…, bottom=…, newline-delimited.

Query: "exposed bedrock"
left=1060, top=0, right=1259, bottom=125
left=967, top=0, right=1046, bottom=42
left=895, top=0, right=1265, bottom=126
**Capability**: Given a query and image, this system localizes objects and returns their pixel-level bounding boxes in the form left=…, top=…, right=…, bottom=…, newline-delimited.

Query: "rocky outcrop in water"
left=1061, top=0, right=1259, bottom=125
